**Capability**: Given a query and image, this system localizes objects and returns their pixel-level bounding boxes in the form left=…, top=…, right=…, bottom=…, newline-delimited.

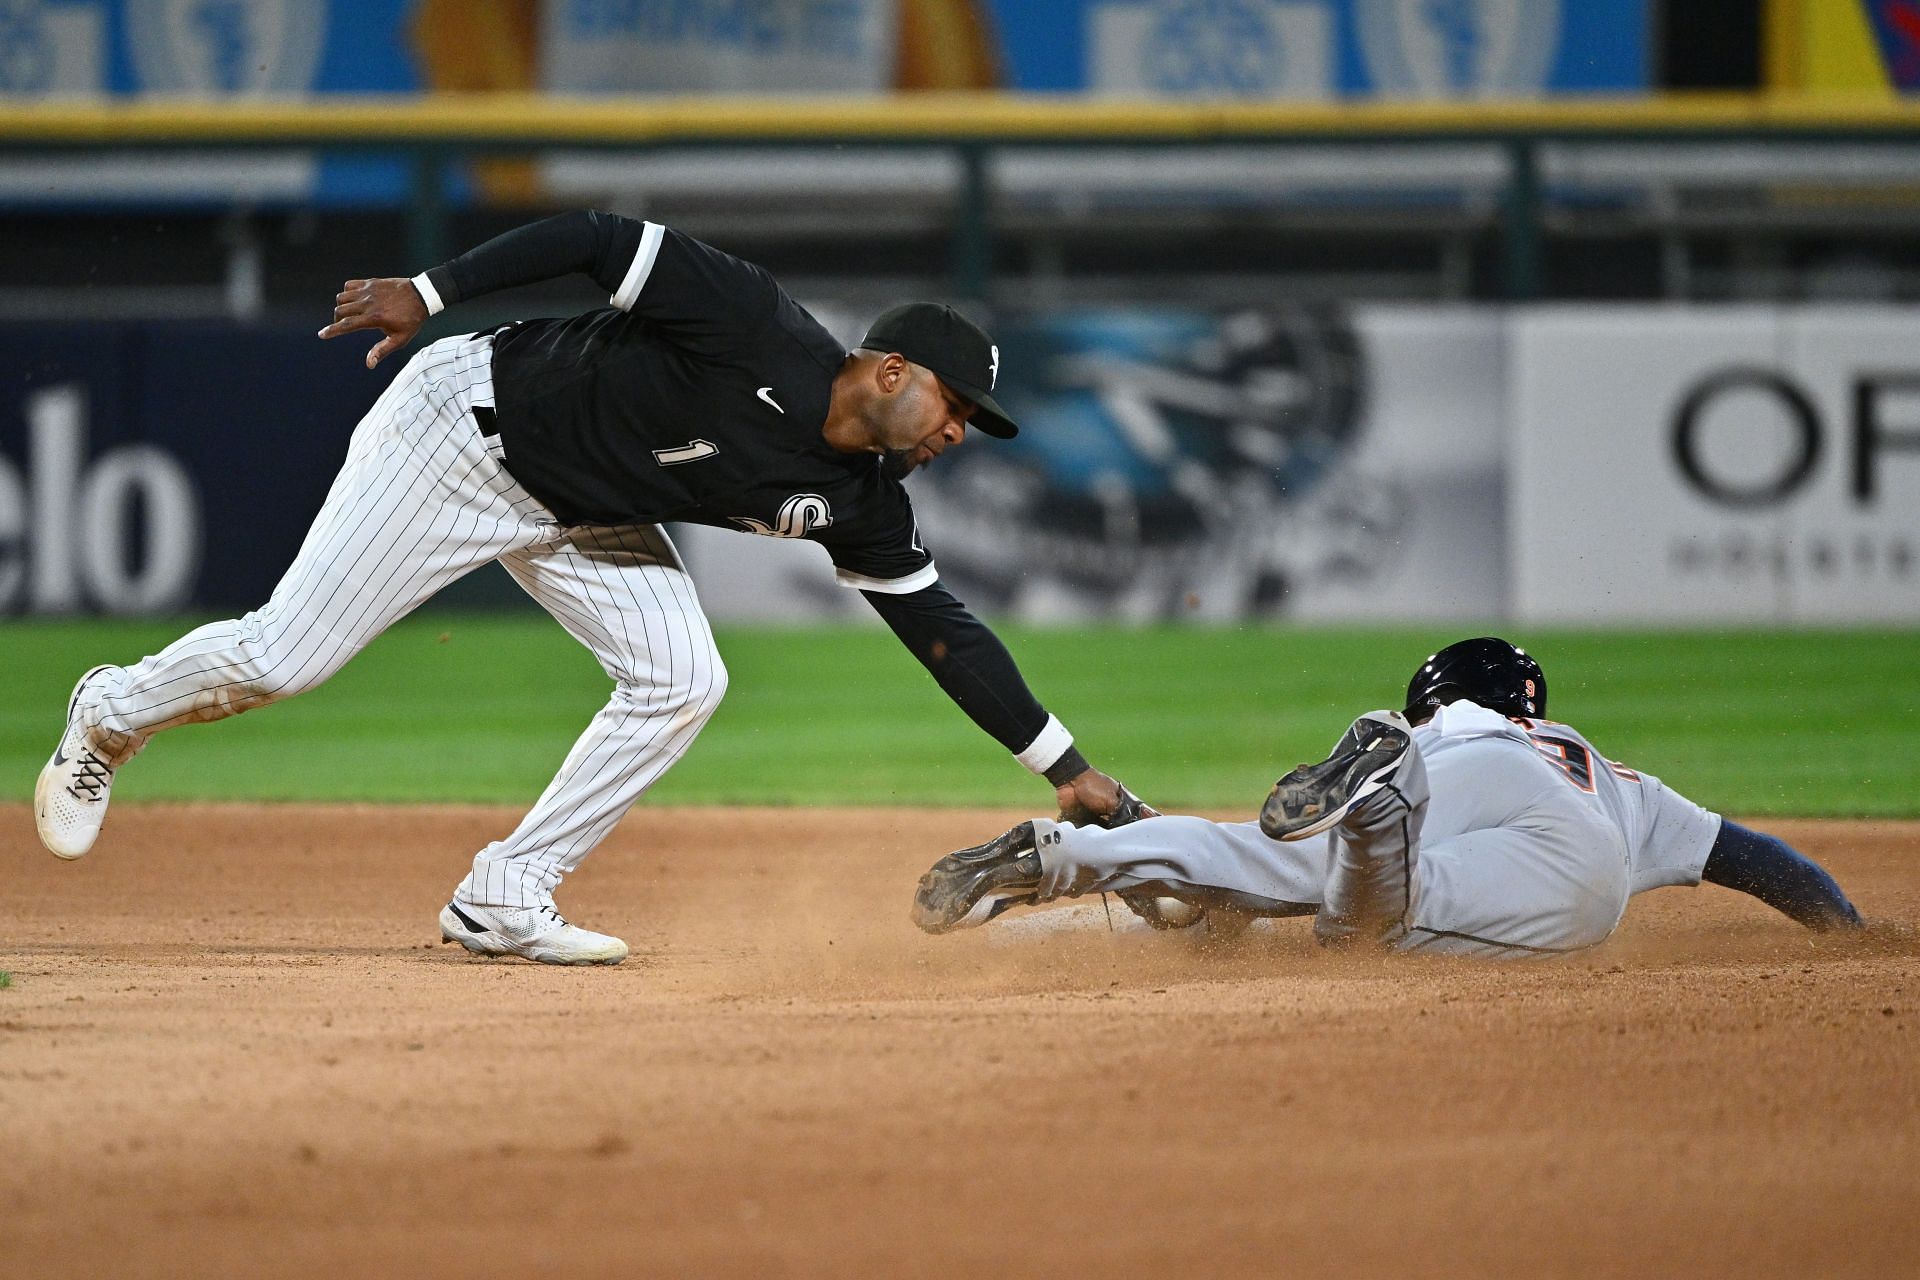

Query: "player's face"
left=876, top=365, right=975, bottom=478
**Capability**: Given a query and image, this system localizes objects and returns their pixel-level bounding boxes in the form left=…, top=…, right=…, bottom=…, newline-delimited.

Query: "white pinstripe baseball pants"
left=82, top=334, right=729, bottom=909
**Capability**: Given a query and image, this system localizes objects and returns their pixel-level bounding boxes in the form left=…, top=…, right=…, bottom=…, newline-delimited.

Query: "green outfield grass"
left=2, top=617, right=1916, bottom=817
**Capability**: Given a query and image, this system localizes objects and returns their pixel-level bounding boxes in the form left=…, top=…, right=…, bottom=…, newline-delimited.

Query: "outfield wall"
left=0, top=304, right=1915, bottom=624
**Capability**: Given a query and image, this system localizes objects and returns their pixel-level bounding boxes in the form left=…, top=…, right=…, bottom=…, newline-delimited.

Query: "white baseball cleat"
left=439, top=899, right=629, bottom=966
left=34, top=665, right=122, bottom=860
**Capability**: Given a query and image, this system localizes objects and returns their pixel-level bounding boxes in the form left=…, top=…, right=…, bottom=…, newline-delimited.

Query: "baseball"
left=1149, top=896, right=1205, bottom=928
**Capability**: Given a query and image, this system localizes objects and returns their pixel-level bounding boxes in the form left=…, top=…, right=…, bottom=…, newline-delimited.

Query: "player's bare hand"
left=1055, top=768, right=1160, bottom=830
left=318, top=277, right=429, bottom=369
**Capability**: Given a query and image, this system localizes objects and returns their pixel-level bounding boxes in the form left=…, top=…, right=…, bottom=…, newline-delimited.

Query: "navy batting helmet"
left=1404, top=637, right=1546, bottom=720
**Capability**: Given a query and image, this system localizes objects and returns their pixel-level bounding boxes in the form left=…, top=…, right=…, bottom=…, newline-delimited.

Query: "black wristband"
left=1043, top=746, right=1091, bottom=788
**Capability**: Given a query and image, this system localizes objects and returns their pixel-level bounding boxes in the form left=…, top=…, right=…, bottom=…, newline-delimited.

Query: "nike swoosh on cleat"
left=756, top=386, right=784, bottom=414
left=52, top=744, right=70, bottom=766
left=447, top=901, right=491, bottom=934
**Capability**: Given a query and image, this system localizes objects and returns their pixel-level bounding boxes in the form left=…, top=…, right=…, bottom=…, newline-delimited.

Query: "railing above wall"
left=5, top=94, right=1920, bottom=300
left=11, top=94, right=1920, bottom=143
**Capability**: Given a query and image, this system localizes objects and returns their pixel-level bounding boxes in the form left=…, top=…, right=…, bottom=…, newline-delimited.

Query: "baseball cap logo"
left=989, top=344, right=999, bottom=390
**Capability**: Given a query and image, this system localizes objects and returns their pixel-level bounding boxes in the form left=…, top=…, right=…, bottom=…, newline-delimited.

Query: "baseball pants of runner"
left=1033, top=727, right=1630, bottom=958
left=76, top=334, right=728, bottom=909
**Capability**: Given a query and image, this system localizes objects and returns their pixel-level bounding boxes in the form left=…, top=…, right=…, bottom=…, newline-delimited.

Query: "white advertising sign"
left=1285, top=306, right=1505, bottom=621
left=542, top=0, right=896, bottom=95
left=1510, top=308, right=1920, bottom=623
left=1090, top=0, right=1333, bottom=100
left=0, top=1, right=104, bottom=97
left=1353, top=0, right=1560, bottom=98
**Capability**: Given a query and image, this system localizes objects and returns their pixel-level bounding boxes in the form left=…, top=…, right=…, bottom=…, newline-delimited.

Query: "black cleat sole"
left=912, top=822, right=1042, bottom=934
left=1260, top=719, right=1411, bottom=842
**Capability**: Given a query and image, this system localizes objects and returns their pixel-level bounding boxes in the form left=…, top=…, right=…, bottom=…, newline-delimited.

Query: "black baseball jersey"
left=430, top=215, right=932, bottom=594
left=416, top=211, right=1081, bottom=777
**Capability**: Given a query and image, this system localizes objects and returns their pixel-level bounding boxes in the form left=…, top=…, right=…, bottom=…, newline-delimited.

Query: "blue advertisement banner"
left=988, top=0, right=1649, bottom=97
left=0, top=321, right=392, bottom=614
left=0, top=0, right=420, bottom=96
left=0, top=0, right=425, bottom=204
left=2, top=0, right=1648, bottom=101
left=0, top=1, right=1649, bottom=209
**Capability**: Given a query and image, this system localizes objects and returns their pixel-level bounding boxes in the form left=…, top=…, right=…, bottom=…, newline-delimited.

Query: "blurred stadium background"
left=1, top=0, right=1916, bottom=812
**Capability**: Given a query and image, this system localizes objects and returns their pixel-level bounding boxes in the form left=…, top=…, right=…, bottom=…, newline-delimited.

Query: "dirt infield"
left=4, top=805, right=1917, bottom=1278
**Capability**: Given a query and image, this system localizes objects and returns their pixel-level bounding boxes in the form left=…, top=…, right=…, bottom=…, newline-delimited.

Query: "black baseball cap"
left=860, top=303, right=1018, bottom=438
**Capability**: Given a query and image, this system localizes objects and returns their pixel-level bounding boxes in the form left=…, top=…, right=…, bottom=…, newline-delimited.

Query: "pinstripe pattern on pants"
left=460, top=523, right=727, bottom=907
left=81, top=333, right=729, bottom=910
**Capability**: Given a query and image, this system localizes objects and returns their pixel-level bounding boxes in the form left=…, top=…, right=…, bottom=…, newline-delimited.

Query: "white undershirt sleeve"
left=835, top=562, right=941, bottom=594
left=1015, top=714, right=1074, bottom=775
left=409, top=272, right=445, bottom=316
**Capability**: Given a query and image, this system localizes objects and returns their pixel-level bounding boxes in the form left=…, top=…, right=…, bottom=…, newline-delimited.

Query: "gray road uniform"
left=1026, top=699, right=1723, bottom=958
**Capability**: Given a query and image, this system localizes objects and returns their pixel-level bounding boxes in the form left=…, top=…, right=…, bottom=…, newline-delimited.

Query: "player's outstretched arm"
left=318, top=210, right=646, bottom=369
left=1701, top=820, right=1863, bottom=931
left=861, top=582, right=1153, bottom=825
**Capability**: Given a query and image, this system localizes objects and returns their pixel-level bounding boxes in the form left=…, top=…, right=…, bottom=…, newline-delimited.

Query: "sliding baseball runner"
left=914, top=637, right=1865, bottom=955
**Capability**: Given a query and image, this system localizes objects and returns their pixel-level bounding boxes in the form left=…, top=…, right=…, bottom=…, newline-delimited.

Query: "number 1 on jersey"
left=652, top=439, right=718, bottom=466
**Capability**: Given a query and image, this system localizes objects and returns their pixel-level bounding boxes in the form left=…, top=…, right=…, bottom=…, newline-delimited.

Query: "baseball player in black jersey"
left=34, top=210, right=1150, bottom=965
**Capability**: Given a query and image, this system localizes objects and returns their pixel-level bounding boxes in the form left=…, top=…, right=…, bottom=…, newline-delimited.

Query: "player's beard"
left=880, top=448, right=917, bottom=480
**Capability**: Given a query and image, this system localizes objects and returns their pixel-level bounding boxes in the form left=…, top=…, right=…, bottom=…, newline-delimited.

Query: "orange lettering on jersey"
left=1528, top=732, right=1598, bottom=793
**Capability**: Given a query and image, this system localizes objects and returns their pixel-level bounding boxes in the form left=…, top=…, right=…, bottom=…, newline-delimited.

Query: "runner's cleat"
left=912, top=821, right=1043, bottom=934
left=1260, top=711, right=1413, bottom=842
